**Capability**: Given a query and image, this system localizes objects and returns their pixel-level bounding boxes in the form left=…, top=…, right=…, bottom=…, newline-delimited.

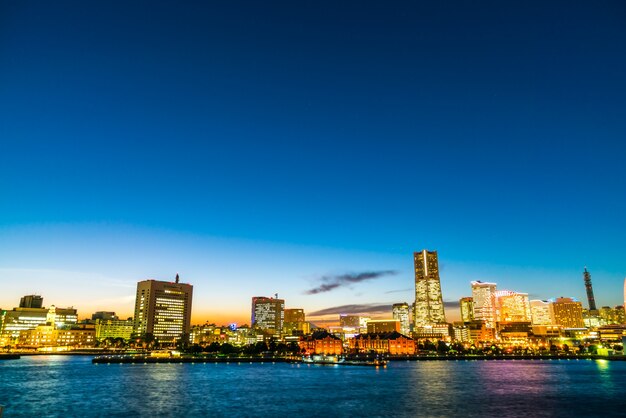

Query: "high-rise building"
left=283, top=308, right=309, bottom=336
left=471, top=281, right=497, bottom=329
left=551, top=297, right=584, bottom=328
left=494, top=290, right=531, bottom=323
left=251, top=296, right=284, bottom=336
left=133, top=275, right=193, bottom=342
left=459, top=297, right=474, bottom=323
left=19, top=295, right=43, bottom=309
left=413, top=250, right=446, bottom=327
left=392, top=303, right=411, bottom=335
left=583, top=268, right=597, bottom=311
left=530, top=300, right=554, bottom=325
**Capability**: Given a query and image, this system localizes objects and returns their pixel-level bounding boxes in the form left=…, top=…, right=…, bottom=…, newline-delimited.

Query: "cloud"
left=309, top=303, right=393, bottom=317
left=304, top=270, right=397, bottom=295
left=444, top=300, right=459, bottom=309
left=384, top=288, right=413, bottom=294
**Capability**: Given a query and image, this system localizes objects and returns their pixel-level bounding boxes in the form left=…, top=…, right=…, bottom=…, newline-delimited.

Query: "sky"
left=1, top=1, right=625, bottom=325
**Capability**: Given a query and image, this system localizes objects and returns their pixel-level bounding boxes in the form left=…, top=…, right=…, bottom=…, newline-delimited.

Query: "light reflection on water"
left=1, top=357, right=625, bottom=417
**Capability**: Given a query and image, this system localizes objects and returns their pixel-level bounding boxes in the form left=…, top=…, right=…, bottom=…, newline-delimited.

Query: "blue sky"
left=1, top=1, right=625, bottom=323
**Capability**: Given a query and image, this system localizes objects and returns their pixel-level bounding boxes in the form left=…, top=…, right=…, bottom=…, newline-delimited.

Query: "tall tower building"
left=471, top=281, right=497, bottom=329
left=413, top=250, right=446, bottom=327
left=133, top=275, right=193, bottom=343
left=392, top=303, right=411, bottom=335
left=459, top=297, right=474, bottom=323
left=251, top=296, right=285, bottom=336
left=583, top=268, right=597, bottom=311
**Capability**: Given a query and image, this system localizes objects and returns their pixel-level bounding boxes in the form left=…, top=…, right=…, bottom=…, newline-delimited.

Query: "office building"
left=551, top=297, right=584, bottom=328
left=459, top=297, right=474, bottom=323
left=92, top=311, right=118, bottom=321
left=133, top=275, right=193, bottom=342
left=494, top=290, right=531, bottom=323
left=530, top=300, right=554, bottom=326
left=283, top=308, right=309, bottom=336
left=392, top=303, right=411, bottom=335
left=251, top=296, right=284, bottom=336
left=339, top=315, right=360, bottom=328
left=366, top=319, right=400, bottom=334
left=20, top=295, right=43, bottom=309
left=471, top=281, right=497, bottom=329
left=95, top=318, right=134, bottom=341
left=413, top=250, right=446, bottom=327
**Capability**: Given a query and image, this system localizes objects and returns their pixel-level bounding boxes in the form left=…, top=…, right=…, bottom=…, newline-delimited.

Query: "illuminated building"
left=339, top=315, right=360, bottom=328
left=494, top=290, right=531, bottom=323
left=598, top=306, right=626, bottom=325
left=299, top=330, right=343, bottom=355
left=133, top=275, right=193, bottom=342
left=530, top=300, right=554, bottom=325
left=413, top=250, right=446, bottom=326
left=413, top=323, right=453, bottom=340
left=95, top=318, right=134, bottom=341
left=19, top=295, right=43, bottom=309
left=452, top=324, right=470, bottom=342
left=459, top=297, right=474, bottom=323
left=551, top=297, right=584, bottom=328
left=251, top=296, right=284, bottom=336
left=0, top=304, right=77, bottom=341
left=471, top=281, right=497, bottom=329
left=367, top=319, right=400, bottom=334
left=349, top=332, right=416, bottom=355
left=392, top=303, right=411, bottom=335
left=18, top=324, right=95, bottom=349
left=283, top=308, right=310, bottom=336
left=467, top=320, right=495, bottom=343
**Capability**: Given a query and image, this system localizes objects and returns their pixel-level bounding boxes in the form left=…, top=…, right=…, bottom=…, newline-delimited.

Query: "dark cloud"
left=309, top=303, right=393, bottom=317
left=444, top=300, right=460, bottom=309
left=304, top=270, right=397, bottom=295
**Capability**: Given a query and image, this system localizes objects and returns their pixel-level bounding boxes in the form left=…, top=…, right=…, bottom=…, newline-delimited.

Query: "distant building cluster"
left=1, top=251, right=625, bottom=355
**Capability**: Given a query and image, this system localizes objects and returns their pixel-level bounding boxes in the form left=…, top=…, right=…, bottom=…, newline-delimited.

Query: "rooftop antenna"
left=175, top=273, right=180, bottom=284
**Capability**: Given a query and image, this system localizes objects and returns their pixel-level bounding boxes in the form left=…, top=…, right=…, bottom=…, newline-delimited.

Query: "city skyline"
left=2, top=2, right=626, bottom=325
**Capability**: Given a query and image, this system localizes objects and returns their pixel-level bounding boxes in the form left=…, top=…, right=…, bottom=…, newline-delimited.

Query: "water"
left=1, top=356, right=625, bottom=417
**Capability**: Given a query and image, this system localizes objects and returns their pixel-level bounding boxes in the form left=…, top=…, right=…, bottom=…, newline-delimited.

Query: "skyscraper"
left=583, top=268, right=597, bottom=311
left=392, top=303, right=411, bottom=335
left=251, top=296, right=284, bottom=336
left=459, top=297, right=474, bottom=323
left=133, top=275, right=193, bottom=343
left=471, top=281, right=497, bottom=329
left=413, top=250, right=446, bottom=327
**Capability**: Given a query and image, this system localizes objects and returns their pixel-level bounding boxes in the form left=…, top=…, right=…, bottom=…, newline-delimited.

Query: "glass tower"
left=413, top=250, right=446, bottom=327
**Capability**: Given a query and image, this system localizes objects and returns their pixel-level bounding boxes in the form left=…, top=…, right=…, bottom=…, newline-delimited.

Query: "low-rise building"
left=299, top=330, right=343, bottom=355
left=349, top=332, right=416, bottom=355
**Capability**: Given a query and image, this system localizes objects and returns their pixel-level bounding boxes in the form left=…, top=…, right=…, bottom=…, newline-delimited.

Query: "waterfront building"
left=459, top=297, right=474, bottom=323
left=349, top=332, right=416, bottom=355
left=413, top=323, right=453, bottom=340
left=597, top=324, right=626, bottom=341
left=530, top=300, right=554, bottom=326
left=19, top=295, right=43, bottom=309
left=495, top=290, right=531, bottom=323
left=251, top=296, right=284, bottom=336
left=414, top=250, right=446, bottom=327
left=18, top=324, right=95, bottom=349
left=367, top=319, right=400, bottom=334
left=467, top=320, right=496, bottom=343
left=133, top=275, right=193, bottom=343
left=452, top=324, right=470, bottom=342
left=471, top=281, right=497, bottom=329
left=392, top=303, right=411, bottom=335
left=299, top=330, right=343, bottom=355
left=0, top=304, right=78, bottom=341
left=95, top=318, right=134, bottom=341
left=283, top=308, right=310, bottom=336
left=551, top=297, right=584, bottom=328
